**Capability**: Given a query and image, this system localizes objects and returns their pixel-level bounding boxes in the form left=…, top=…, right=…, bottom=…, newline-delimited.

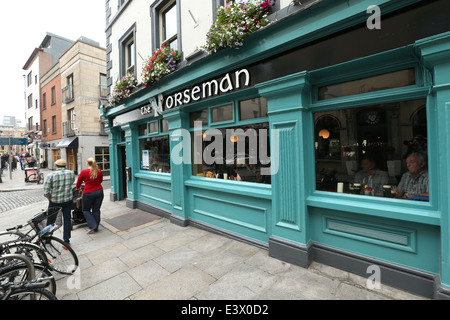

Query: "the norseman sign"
left=143, top=68, right=251, bottom=116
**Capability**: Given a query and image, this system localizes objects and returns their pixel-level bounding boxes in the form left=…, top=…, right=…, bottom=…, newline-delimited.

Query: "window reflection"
left=318, top=69, right=415, bottom=100
left=314, top=99, right=428, bottom=201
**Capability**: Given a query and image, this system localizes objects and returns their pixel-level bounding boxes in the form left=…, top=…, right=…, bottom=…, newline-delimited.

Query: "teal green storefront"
left=101, top=0, right=450, bottom=298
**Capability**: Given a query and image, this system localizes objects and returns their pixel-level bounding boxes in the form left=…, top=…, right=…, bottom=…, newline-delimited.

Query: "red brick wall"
left=41, top=74, right=62, bottom=142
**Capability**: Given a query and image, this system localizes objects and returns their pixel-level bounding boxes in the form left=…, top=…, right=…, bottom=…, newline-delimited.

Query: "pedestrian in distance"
left=43, top=159, right=76, bottom=244
left=76, top=157, right=104, bottom=234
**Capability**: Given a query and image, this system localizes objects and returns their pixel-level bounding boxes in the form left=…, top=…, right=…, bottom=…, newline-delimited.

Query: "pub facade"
left=102, top=0, right=450, bottom=298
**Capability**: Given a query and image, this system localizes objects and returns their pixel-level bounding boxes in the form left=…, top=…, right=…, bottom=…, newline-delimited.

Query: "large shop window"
left=139, top=119, right=171, bottom=173
left=190, top=97, right=271, bottom=184
left=314, top=99, right=428, bottom=200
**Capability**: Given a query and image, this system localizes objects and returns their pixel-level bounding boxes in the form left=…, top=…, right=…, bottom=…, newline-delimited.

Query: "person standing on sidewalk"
left=43, top=159, right=75, bottom=244
left=76, top=157, right=104, bottom=234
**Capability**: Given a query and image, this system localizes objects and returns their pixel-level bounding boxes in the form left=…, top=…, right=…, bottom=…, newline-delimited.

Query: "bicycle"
left=0, top=207, right=79, bottom=275
left=0, top=254, right=57, bottom=300
left=0, top=242, right=57, bottom=294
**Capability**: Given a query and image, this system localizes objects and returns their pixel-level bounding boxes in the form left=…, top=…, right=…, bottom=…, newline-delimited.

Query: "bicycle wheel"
left=0, top=242, right=50, bottom=269
left=0, top=263, right=56, bottom=295
left=6, top=288, right=57, bottom=300
left=41, top=236, right=78, bottom=274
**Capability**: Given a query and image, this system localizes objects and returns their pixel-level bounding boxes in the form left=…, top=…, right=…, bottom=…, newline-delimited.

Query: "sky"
left=0, top=0, right=107, bottom=125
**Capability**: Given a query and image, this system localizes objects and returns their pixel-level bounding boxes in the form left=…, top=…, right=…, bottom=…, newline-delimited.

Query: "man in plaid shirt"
left=43, top=159, right=75, bottom=243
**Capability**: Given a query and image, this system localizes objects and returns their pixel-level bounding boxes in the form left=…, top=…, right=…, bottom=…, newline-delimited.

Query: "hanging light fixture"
left=319, top=129, right=330, bottom=139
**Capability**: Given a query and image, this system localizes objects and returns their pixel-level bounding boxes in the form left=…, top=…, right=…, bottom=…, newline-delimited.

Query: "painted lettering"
left=183, top=89, right=191, bottom=104
left=219, top=72, right=233, bottom=93
left=235, top=69, right=250, bottom=88
left=202, top=79, right=219, bottom=98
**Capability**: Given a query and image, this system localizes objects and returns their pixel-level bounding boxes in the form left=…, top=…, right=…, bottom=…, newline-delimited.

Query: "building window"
left=119, top=24, right=136, bottom=78
left=52, top=116, right=57, bottom=134
left=43, top=119, right=48, bottom=136
left=28, top=117, right=33, bottom=131
left=190, top=97, right=271, bottom=184
left=51, top=86, right=56, bottom=105
left=27, top=94, right=33, bottom=109
left=95, top=147, right=110, bottom=175
left=100, top=74, right=108, bottom=99
left=314, top=70, right=428, bottom=201
left=161, top=2, right=178, bottom=50
left=27, top=72, right=32, bottom=87
left=62, top=74, right=74, bottom=103
left=139, top=118, right=170, bottom=173
left=151, top=0, right=180, bottom=52
left=43, top=93, right=47, bottom=110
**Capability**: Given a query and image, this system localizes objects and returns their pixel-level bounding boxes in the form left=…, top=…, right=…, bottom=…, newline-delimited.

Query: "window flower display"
left=109, top=73, right=137, bottom=106
left=141, top=44, right=181, bottom=88
left=203, top=0, right=274, bottom=54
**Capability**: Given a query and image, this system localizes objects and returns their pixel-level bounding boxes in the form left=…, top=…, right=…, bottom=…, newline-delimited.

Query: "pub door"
left=117, top=144, right=127, bottom=200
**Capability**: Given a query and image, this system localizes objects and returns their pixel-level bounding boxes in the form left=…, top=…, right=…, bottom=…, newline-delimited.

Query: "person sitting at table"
left=354, top=155, right=388, bottom=196
left=396, top=151, right=429, bottom=200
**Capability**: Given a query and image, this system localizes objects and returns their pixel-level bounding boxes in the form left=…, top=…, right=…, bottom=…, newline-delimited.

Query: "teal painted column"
left=416, top=31, right=450, bottom=298
left=121, top=123, right=138, bottom=206
left=256, top=71, right=313, bottom=267
left=107, top=126, right=120, bottom=201
left=165, top=107, right=190, bottom=226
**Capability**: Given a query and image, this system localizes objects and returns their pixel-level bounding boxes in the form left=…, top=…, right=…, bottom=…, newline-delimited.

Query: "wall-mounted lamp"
left=230, top=135, right=238, bottom=143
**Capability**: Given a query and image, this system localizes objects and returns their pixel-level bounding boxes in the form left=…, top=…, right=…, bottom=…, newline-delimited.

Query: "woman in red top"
left=76, top=157, right=104, bottom=233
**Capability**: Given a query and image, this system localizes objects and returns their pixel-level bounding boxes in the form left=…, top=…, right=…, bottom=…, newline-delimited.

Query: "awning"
left=56, top=137, right=78, bottom=148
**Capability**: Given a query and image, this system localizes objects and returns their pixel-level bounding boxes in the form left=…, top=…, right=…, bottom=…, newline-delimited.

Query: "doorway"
left=117, top=144, right=127, bottom=199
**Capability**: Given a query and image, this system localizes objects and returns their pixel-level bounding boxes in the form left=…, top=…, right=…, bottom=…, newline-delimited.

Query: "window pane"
left=191, top=122, right=271, bottom=184
left=239, top=97, right=268, bottom=120
left=161, top=119, right=169, bottom=132
left=140, top=136, right=171, bottom=173
left=212, top=105, right=233, bottom=123
left=138, top=123, right=148, bottom=136
left=314, top=99, right=428, bottom=201
left=318, top=69, right=416, bottom=101
left=163, top=4, right=177, bottom=42
left=149, top=121, right=158, bottom=133
left=190, top=109, right=208, bottom=127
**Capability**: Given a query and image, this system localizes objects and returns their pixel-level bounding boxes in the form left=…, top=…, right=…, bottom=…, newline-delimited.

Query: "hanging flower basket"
left=203, top=0, right=274, bottom=54
left=142, top=44, right=181, bottom=88
left=110, top=73, right=137, bottom=106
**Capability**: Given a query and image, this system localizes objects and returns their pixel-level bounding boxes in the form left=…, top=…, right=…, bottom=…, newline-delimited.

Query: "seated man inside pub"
left=354, top=155, right=389, bottom=196
left=396, top=151, right=429, bottom=200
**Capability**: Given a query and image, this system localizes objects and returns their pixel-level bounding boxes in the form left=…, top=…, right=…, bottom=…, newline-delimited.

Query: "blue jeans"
left=48, top=200, right=72, bottom=243
left=82, top=189, right=104, bottom=229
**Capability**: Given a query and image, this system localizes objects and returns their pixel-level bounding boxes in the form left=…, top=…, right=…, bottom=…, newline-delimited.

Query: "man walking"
left=43, top=159, right=75, bottom=244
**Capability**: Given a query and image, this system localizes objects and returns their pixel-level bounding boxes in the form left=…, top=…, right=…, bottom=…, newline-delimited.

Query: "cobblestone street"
left=0, top=189, right=46, bottom=214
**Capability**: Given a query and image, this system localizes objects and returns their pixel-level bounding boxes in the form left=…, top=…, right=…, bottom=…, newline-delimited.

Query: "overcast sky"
left=0, top=0, right=107, bottom=125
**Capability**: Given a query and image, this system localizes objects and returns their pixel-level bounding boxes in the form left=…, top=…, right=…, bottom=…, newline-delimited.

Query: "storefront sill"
left=306, top=194, right=440, bottom=226
left=135, top=172, right=172, bottom=183
left=185, top=177, right=272, bottom=200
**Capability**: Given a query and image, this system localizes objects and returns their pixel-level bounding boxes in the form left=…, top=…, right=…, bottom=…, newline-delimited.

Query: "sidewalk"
left=0, top=167, right=52, bottom=192
left=0, top=169, right=426, bottom=300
